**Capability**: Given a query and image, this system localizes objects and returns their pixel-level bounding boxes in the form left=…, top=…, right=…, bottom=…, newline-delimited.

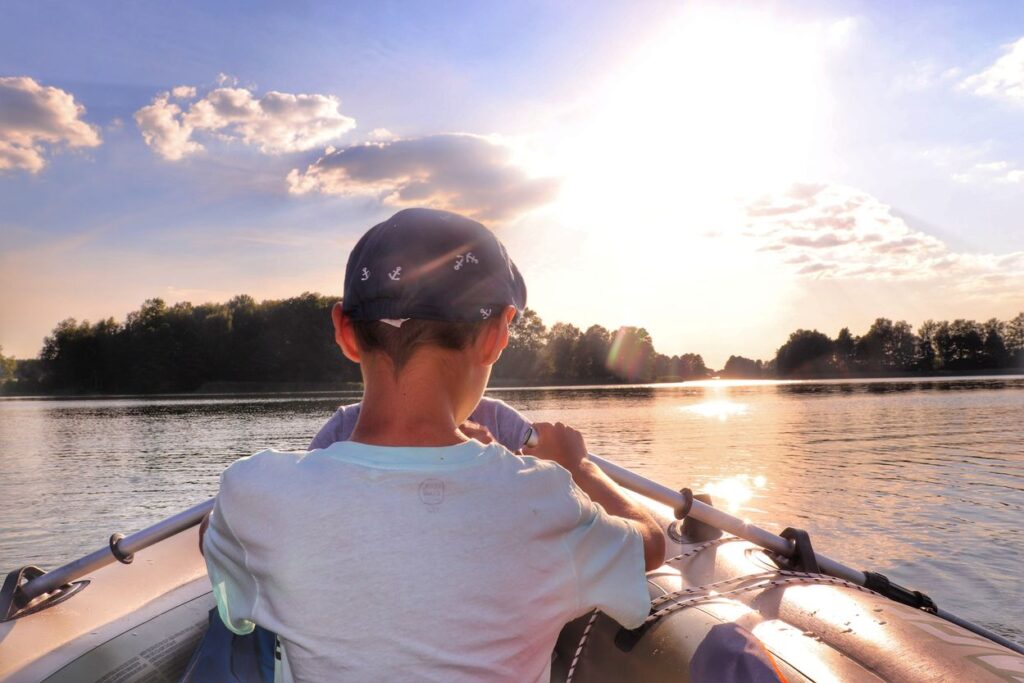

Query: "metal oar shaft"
left=21, top=498, right=214, bottom=603
left=589, top=454, right=864, bottom=585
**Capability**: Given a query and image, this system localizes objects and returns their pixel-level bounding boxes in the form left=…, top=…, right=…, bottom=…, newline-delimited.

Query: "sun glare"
left=683, top=400, right=748, bottom=420
left=553, top=6, right=842, bottom=232
left=703, top=474, right=767, bottom=513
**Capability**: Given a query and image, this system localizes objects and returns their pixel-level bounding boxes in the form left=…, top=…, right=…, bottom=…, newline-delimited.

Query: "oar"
left=9, top=499, right=215, bottom=610
left=8, top=453, right=1024, bottom=657
left=586, top=452, right=1024, bottom=656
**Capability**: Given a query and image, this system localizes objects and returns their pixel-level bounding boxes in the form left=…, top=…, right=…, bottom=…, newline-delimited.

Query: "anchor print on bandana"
left=389, top=266, right=402, bottom=281
left=480, top=308, right=492, bottom=319
left=361, top=267, right=371, bottom=281
left=454, top=252, right=480, bottom=271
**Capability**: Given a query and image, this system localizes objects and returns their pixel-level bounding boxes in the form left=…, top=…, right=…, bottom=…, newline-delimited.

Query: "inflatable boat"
left=2, top=455, right=1023, bottom=682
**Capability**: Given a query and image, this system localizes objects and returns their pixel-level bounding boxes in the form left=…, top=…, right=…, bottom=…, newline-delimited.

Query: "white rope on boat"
left=647, top=571, right=787, bottom=611
left=663, top=536, right=745, bottom=564
left=643, top=570, right=876, bottom=627
left=564, top=610, right=599, bottom=683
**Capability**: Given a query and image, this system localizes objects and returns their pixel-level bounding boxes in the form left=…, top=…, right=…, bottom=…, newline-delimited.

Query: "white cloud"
left=0, top=140, right=44, bottom=173
left=952, top=159, right=1024, bottom=185
left=368, top=128, right=395, bottom=141
left=960, top=36, right=1024, bottom=101
left=893, top=62, right=962, bottom=93
left=287, top=133, right=560, bottom=221
left=912, top=144, right=1024, bottom=185
left=745, top=183, right=1024, bottom=295
left=134, top=84, right=356, bottom=160
left=0, top=76, right=102, bottom=173
left=133, top=93, right=201, bottom=161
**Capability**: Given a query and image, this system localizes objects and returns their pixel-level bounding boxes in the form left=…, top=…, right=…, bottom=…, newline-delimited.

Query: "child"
left=201, top=208, right=665, bottom=682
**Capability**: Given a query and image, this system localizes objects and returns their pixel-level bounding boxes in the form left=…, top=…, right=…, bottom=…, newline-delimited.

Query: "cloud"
left=368, top=128, right=395, bottom=141
left=960, top=36, right=1024, bottom=101
left=0, top=76, right=102, bottom=173
left=745, top=183, right=1024, bottom=294
left=913, top=144, right=1024, bottom=185
left=952, top=159, right=1024, bottom=185
left=287, top=133, right=560, bottom=221
left=134, top=84, right=356, bottom=160
left=134, top=93, right=201, bottom=160
left=893, top=62, right=962, bottom=92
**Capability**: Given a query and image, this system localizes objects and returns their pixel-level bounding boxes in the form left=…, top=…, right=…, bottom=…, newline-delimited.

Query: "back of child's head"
left=343, top=208, right=527, bottom=370
left=350, top=318, right=489, bottom=371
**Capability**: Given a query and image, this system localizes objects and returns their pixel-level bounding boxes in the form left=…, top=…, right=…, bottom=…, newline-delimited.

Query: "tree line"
left=3, top=294, right=710, bottom=394
left=721, top=315, right=1024, bottom=379
left=3, top=297, right=1022, bottom=394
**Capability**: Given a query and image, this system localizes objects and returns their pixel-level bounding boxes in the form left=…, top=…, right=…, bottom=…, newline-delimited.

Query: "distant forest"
left=721, top=315, right=1024, bottom=379
left=1, top=294, right=1022, bottom=394
left=0, top=294, right=709, bottom=394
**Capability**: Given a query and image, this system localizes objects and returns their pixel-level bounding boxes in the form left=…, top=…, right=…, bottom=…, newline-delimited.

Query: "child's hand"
left=522, top=422, right=588, bottom=474
left=459, top=420, right=494, bottom=444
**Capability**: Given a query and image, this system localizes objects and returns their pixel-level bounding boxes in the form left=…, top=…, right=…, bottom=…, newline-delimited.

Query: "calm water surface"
left=1, top=377, right=1022, bottom=642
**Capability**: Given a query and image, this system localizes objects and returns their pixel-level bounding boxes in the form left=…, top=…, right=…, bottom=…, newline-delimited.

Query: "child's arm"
left=525, top=422, right=666, bottom=571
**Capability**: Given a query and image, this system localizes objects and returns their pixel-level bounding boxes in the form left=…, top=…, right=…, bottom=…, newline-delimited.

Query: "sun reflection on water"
left=683, top=400, right=748, bottom=420
left=702, top=474, right=767, bottom=513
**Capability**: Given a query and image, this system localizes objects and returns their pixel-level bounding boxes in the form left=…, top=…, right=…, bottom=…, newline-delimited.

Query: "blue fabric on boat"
left=180, top=608, right=276, bottom=682
left=689, top=623, right=785, bottom=682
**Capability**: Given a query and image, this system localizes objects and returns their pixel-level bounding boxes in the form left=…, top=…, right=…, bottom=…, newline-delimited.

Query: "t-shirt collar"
left=318, top=438, right=494, bottom=470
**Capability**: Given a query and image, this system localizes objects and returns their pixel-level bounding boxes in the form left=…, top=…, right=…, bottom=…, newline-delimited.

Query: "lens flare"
left=605, top=327, right=653, bottom=381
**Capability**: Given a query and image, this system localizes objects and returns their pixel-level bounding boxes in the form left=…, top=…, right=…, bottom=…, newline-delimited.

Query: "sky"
left=2, top=0, right=1024, bottom=369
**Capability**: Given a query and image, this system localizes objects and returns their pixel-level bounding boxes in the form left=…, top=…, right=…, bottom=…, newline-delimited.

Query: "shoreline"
left=2, top=371, right=1023, bottom=400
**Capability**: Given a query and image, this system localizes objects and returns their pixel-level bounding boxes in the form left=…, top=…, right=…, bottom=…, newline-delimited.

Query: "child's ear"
left=478, top=305, right=516, bottom=366
left=332, top=302, right=362, bottom=363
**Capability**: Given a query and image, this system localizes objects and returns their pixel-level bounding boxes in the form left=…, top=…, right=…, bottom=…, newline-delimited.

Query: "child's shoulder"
left=488, top=447, right=578, bottom=496
left=221, top=448, right=308, bottom=489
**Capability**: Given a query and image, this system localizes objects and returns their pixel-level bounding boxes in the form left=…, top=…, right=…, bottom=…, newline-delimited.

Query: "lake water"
left=1, top=377, right=1022, bottom=643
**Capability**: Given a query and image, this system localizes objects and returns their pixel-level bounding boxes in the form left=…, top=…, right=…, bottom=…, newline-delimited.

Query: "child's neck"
left=351, top=353, right=471, bottom=447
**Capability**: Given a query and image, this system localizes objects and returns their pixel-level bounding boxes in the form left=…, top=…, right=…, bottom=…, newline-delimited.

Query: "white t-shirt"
left=203, top=439, right=650, bottom=683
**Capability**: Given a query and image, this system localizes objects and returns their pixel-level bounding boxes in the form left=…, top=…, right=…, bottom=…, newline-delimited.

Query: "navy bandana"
left=342, top=208, right=527, bottom=324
